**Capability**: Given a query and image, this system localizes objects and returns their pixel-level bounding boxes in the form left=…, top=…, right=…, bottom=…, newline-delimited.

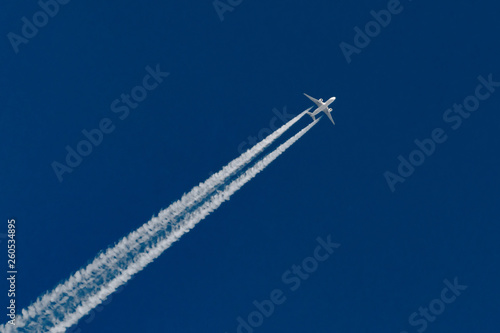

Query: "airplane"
left=303, top=93, right=336, bottom=125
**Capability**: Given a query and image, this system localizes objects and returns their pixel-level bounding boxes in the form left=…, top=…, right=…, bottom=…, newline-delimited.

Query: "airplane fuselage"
left=303, top=93, right=336, bottom=125
left=309, top=97, right=336, bottom=118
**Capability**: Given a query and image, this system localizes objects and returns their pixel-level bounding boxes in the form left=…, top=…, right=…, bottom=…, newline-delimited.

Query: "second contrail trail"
left=6, top=116, right=319, bottom=333
left=7, top=108, right=309, bottom=332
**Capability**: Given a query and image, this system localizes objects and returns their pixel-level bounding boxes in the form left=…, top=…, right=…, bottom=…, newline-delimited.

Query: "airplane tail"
left=306, top=111, right=316, bottom=121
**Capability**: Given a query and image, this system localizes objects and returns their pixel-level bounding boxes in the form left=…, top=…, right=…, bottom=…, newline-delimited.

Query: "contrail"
left=5, top=108, right=309, bottom=332
left=53, top=118, right=320, bottom=333
left=4, top=116, right=319, bottom=333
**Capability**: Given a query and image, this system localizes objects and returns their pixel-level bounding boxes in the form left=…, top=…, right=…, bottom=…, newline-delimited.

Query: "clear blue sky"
left=1, top=0, right=499, bottom=332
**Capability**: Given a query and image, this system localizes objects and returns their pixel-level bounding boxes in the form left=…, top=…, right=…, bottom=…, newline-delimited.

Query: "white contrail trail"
left=4, top=116, right=319, bottom=333
left=50, top=118, right=320, bottom=333
left=3, top=109, right=309, bottom=333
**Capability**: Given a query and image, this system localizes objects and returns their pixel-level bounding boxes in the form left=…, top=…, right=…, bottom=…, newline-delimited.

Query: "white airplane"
left=303, top=93, right=336, bottom=125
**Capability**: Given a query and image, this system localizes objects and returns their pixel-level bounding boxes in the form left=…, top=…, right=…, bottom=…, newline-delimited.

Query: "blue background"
left=1, top=0, right=499, bottom=332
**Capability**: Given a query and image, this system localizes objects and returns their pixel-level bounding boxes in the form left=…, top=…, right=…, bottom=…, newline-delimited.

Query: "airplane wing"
left=304, top=93, right=323, bottom=107
left=325, top=110, right=335, bottom=125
